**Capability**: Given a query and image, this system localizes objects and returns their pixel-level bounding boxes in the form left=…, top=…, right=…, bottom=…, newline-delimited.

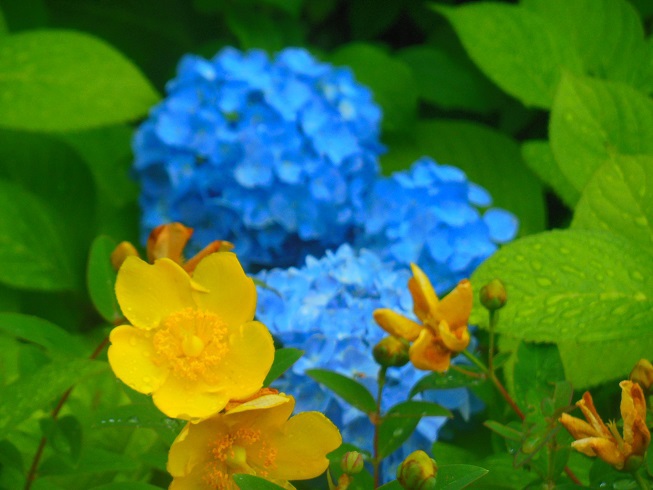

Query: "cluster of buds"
left=110, top=222, right=233, bottom=272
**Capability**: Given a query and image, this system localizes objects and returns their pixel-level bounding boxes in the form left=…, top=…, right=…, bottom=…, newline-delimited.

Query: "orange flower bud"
left=340, top=451, right=364, bottom=475
left=630, top=359, right=653, bottom=393
left=396, top=450, right=437, bottom=490
left=110, top=241, right=140, bottom=271
left=373, top=336, right=410, bottom=367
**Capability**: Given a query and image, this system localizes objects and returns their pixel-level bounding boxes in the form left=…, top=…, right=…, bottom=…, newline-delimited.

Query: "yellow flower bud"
left=396, top=450, right=437, bottom=490
left=373, top=336, right=410, bottom=367
left=110, top=241, right=140, bottom=271
left=340, top=451, right=364, bottom=475
left=630, top=359, right=653, bottom=393
left=479, top=279, right=507, bottom=311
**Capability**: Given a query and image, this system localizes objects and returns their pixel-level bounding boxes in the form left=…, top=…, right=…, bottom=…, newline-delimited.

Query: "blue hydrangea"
left=255, top=244, right=478, bottom=482
left=133, top=47, right=384, bottom=268
left=357, top=157, right=519, bottom=294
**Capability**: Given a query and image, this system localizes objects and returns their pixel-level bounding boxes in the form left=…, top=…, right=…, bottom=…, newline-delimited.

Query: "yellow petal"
left=210, top=321, right=275, bottom=400
left=116, top=256, right=195, bottom=330
left=408, top=263, right=439, bottom=322
left=228, top=394, right=295, bottom=433
left=107, top=325, right=169, bottom=394
left=573, top=437, right=625, bottom=469
left=619, top=380, right=650, bottom=454
left=168, top=418, right=224, bottom=477
left=226, top=393, right=292, bottom=415
left=373, top=309, right=422, bottom=342
left=191, top=252, right=257, bottom=326
left=559, top=413, right=603, bottom=440
left=436, top=279, right=473, bottom=329
left=265, top=412, right=342, bottom=481
left=169, top=467, right=212, bottom=490
left=153, top=374, right=230, bottom=421
left=577, top=392, right=612, bottom=438
left=437, top=320, right=470, bottom=353
left=409, top=329, right=452, bottom=372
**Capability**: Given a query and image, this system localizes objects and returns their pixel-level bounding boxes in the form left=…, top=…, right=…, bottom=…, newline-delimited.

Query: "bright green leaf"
left=435, top=464, right=489, bottom=489
left=572, top=153, right=653, bottom=249
left=522, top=0, right=651, bottom=91
left=0, top=358, right=107, bottom=438
left=38, top=447, right=139, bottom=476
left=436, top=3, right=582, bottom=108
left=87, top=236, right=122, bottom=323
left=521, top=140, right=579, bottom=208
left=306, top=369, right=377, bottom=415
left=263, top=348, right=303, bottom=387
left=329, top=43, right=418, bottom=133
left=0, top=29, right=160, bottom=131
left=234, top=474, right=286, bottom=489
left=550, top=73, right=653, bottom=192
left=472, top=229, right=653, bottom=386
left=484, top=420, right=522, bottom=442
left=0, top=313, right=85, bottom=357
left=383, top=119, right=545, bottom=235
left=0, top=179, right=79, bottom=291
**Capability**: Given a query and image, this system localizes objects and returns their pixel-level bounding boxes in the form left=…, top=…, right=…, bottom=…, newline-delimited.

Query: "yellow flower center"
left=204, top=427, right=278, bottom=489
left=152, top=307, right=228, bottom=381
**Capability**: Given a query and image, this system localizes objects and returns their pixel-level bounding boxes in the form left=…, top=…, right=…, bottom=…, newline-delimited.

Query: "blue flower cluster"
left=133, top=47, right=383, bottom=268
left=358, top=157, right=518, bottom=293
left=255, top=244, right=477, bottom=481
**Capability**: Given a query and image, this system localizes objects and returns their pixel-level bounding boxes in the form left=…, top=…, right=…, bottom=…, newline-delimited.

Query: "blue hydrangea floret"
left=133, top=47, right=384, bottom=268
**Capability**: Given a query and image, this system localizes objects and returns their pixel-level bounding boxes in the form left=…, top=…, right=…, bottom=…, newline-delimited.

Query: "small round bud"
left=373, top=336, right=410, bottom=367
left=396, top=450, right=437, bottom=490
left=340, top=451, right=364, bottom=475
left=480, top=279, right=507, bottom=311
left=630, top=359, right=653, bottom=393
left=110, top=241, right=139, bottom=271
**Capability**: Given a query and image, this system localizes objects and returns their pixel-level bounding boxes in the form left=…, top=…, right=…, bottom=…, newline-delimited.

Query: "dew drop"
left=129, top=337, right=138, bottom=347
left=631, top=270, right=644, bottom=282
left=536, top=277, right=552, bottom=287
left=635, top=292, right=647, bottom=301
left=531, top=261, right=542, bottom=271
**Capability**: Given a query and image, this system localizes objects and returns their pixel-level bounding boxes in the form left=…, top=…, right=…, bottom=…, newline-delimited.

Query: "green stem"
left=24, top=334, right=111, bottom=490
left=488, top=310, right=497, bottom=376
left=634, top=470, right=651, bottom=490
left=372, top=366, right=387, bottom=489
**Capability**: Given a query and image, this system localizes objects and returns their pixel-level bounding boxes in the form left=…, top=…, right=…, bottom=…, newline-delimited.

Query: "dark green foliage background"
left=0, top=0, right=651, bottom=488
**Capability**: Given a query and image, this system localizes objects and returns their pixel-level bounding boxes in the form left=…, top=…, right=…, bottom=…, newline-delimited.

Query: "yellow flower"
left=559, top=380, right=651, bottom=470
left=167, top=392, right=342, bottom=489
left=110, top=222, right=234, bottom=272
left=108, top=252, right=274, bottom=420
left=373, top=263, right=472, bottom=372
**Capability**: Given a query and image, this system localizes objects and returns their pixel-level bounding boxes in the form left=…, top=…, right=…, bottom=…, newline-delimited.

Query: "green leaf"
left=382, top=119, right=545, bottom=235
left=397, top=45, right=505, bottom=114
left=60, top=125, right=137, bottom=208
left=225, top=6, right=284, bottom=52
left=512, top=342, right=565, bottom=410
left=572, top=154, right=653, bottom=249
left=0, top=313, right=85, bottom=357
left=472, top=229, right=653, bottom=386
left=349, top=0, right=403, bottom=39
left=379, top=401, right=452, bottom=457
left=41, top=415, right=83, bottom=464
left=0, top=29, right=159, bottom=132
left=436, top=3, right=581, bottom=108
left=0, top=358, right=107, bottom=438
left=234, top=474, right=286, bottom=489
left=306, top=369, right=376, bottom=415
left=38, top=447, right=140, bottom=476
left=409, top=369, right=485, bottom=398
left=91, top=484, right=163, bottom=490
left=329, top=43, right=418, bottom=133
left=435, top=464, right=488, bottom=489
left=550, top=73, right=653, bottom=192
left=522, top=0, right=651, bottom=91
left=263, top=348, right=303, bottom=387
left=484, top=420, right=522, bottom=442
left=521, top=140, right=579, bottom=208
left=87, top=236, right=121, bottom=323
left=0, top=179, right=79, bottom=291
